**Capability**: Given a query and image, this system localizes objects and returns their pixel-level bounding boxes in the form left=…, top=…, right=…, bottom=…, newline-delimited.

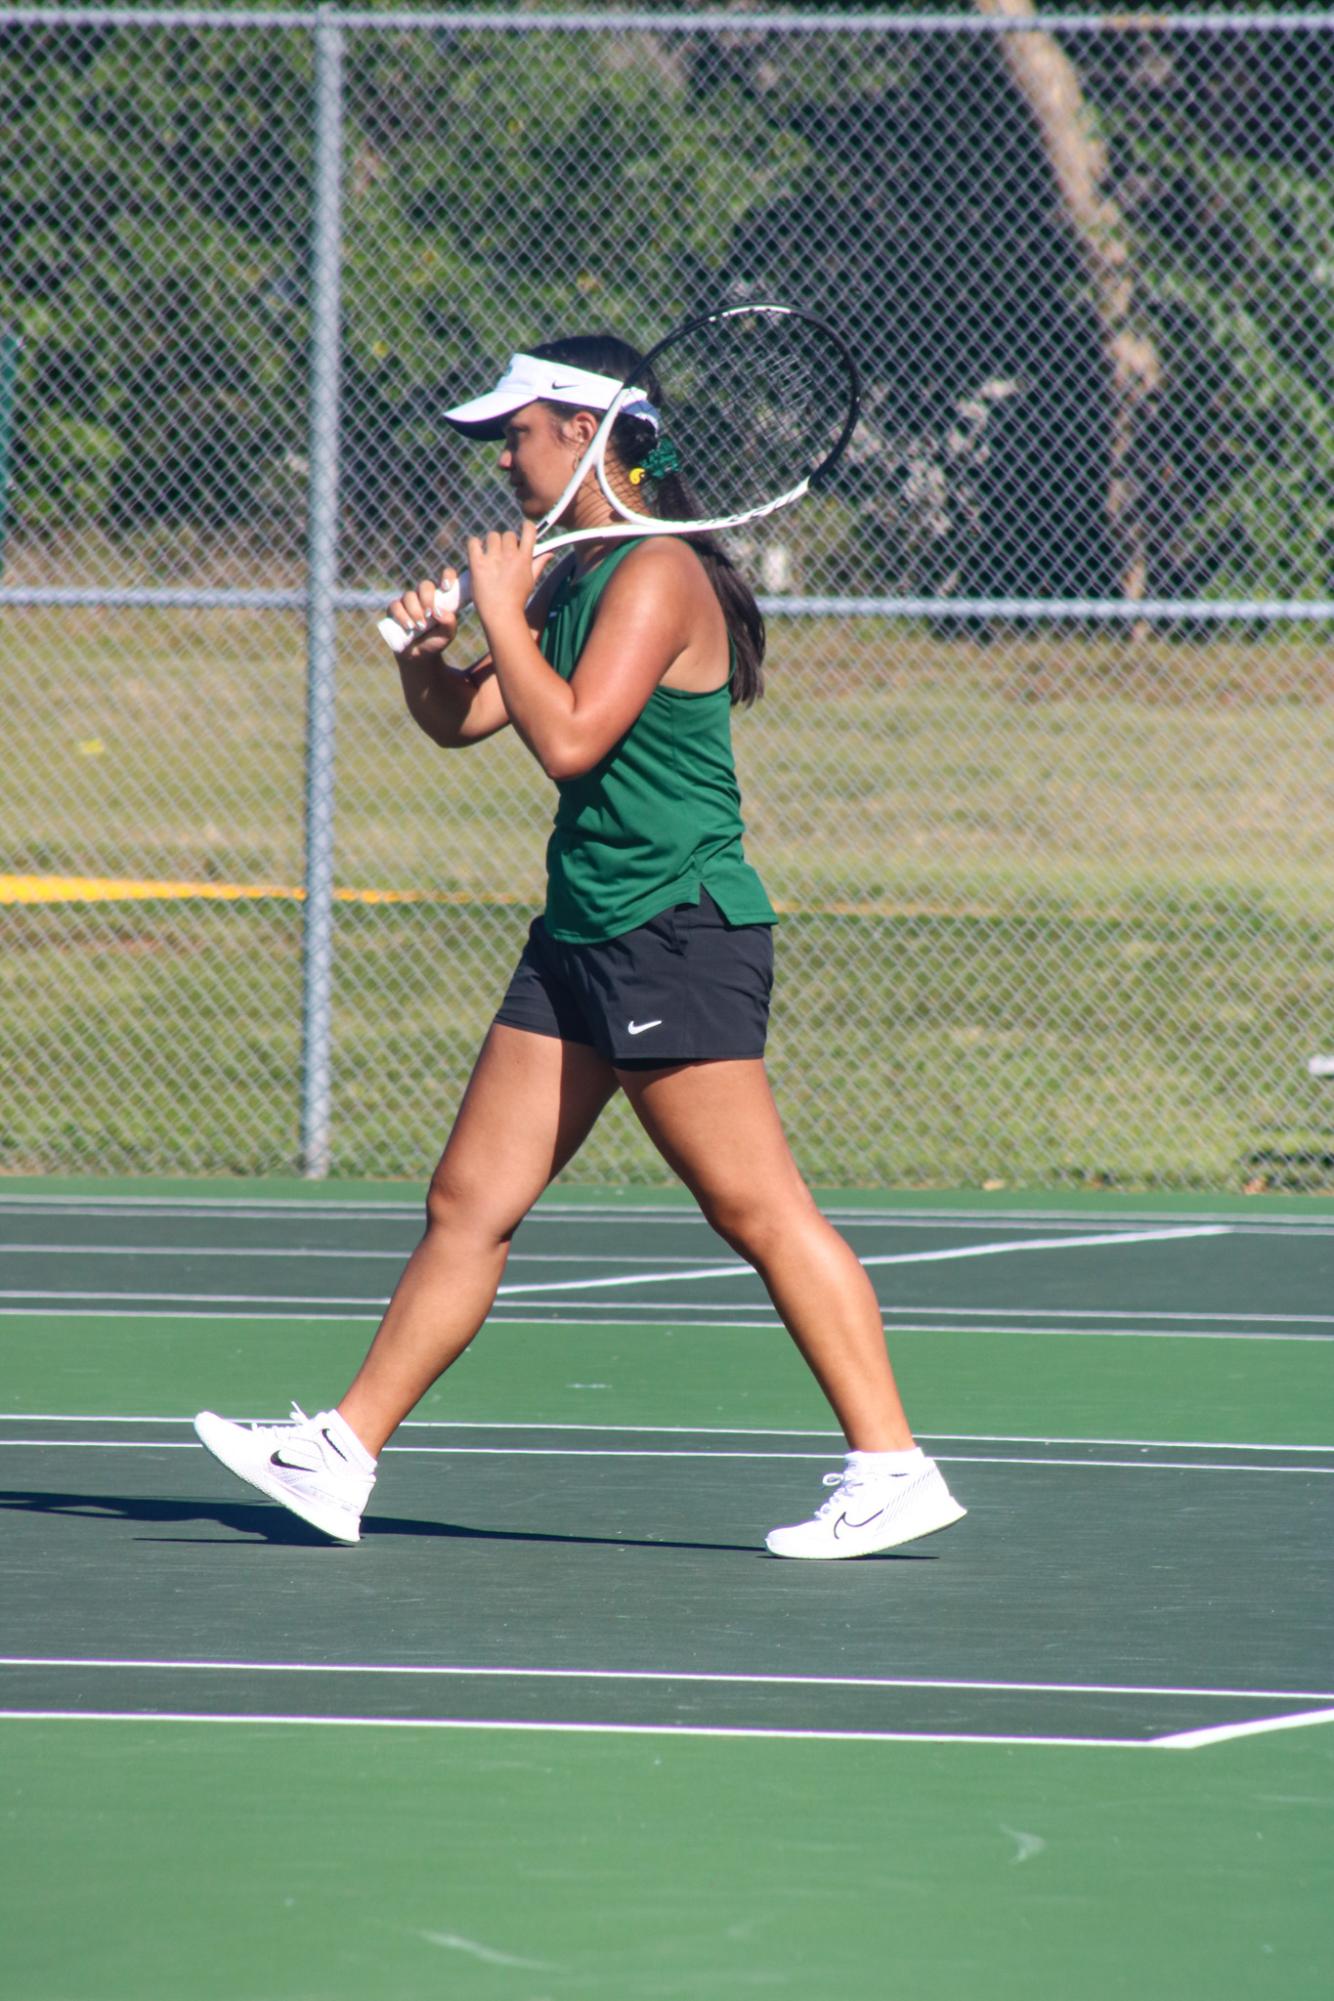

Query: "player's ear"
left=565, top=409, right=600, bottom=453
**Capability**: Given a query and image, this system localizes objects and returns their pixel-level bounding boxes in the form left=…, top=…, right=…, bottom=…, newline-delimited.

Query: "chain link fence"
left=2, top=5, right=1332, bottom=1188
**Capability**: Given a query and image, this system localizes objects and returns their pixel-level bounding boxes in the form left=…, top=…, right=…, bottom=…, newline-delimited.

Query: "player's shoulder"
left=605, top=533, right=710, bottom=593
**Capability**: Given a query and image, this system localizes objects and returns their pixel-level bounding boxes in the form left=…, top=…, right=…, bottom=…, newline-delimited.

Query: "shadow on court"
left=0, top=1488, right=947, bottom=1559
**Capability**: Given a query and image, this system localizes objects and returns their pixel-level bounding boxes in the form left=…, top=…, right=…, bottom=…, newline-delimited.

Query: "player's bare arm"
left=470, top=525, right=717, bottom=780
left=386, top=551, right=566, bottom=749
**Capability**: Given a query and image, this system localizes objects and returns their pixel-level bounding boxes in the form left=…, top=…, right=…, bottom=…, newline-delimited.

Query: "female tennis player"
left=195, top=334, right=965, bottom=1559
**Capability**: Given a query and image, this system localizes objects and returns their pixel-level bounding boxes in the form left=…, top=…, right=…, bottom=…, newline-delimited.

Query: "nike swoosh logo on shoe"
left=833, top=1508, right=886, bottom=1536
left=270, top=1450, right=315, bottom=1472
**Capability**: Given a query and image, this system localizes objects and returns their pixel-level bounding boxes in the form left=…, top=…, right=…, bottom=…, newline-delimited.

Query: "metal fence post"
left=0, top=327, right=19, bottom=577
left=300, top=7, right=345, bottom=1178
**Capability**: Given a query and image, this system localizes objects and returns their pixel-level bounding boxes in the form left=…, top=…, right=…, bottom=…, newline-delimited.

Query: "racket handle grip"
left=377, top=567, right=472, bottom=654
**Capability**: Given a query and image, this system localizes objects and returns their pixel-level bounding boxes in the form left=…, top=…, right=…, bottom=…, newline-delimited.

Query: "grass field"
left=4, top=609, right=1333, bottom=1185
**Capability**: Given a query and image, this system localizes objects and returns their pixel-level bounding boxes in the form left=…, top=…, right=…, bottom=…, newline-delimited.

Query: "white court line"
left=1156, top=1707, right=1334, bottom=1750
left=2, top=1699, right=1311, bottom=1752
left=0, top=1306, right=395, bottom=1321
left=484, top=1313, right=1332, bottom=1345
left=0, top=1709, right=1154, bottom=1747
left=0, top=1198, right=429, bottom=1219
left=3, top=1193, right=1333, bottom=1233
left=0, top=1289, right=394, bottom=1308
left=880, top=1304, right=1334, bottom=1327
left=2, top=1437, right=1328, bottom=1472
left=0, top=1305, right=1325, bottom=1342
left=395, top=1423, right=1334, bottom=1453
left=0, top=1216, right=1301, bottom=1250
left=0, top=1224, right=1234, bottom=1314
left=499, top=1302, right=1334, bottom=1340
left=6, top=1658, right=1330, bottom=1705
left=519, top=1320, right=1334, bottom=1345
left=0, top=1199, right=705, bottom=1226
left=0, top=1244, right=725, bottom=1267
left=7, top=1414, right=1331, bottom=1453
left=490, top=1227, right=1233, bottom=1299
left=235, top=1446, right=1334, bottom=1474
left=498, top=1298, right=1328, bottom=1331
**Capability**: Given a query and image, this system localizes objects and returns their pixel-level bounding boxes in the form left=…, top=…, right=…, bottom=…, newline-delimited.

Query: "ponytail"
left=647, top=470, right=766, bottom=707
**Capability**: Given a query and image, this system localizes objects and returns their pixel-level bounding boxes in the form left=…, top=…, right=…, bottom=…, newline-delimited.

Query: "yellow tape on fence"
left=0, top=874, right=990, bottom=923
left=0, top=874, right=526, bottom=909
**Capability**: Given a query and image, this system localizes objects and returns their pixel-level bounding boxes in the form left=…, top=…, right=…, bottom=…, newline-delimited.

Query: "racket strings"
left=636, top=312, right=855, bottom=524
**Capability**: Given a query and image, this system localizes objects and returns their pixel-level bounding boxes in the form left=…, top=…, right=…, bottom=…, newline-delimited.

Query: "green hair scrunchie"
left=632, top=436, right=681, bottom=484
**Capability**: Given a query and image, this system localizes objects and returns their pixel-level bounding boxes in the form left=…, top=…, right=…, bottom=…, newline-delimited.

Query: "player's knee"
left=423, top=1167, right=460, bottom=1235
left=700, top=1170, right=826, bottom=1266
left=423, top=1162, right=517, bottom=1248
left=699, top=1186, right=782, bottom=1264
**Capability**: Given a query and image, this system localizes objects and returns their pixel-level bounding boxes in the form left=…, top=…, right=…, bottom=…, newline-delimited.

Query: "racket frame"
left=378, top=302, right=859, bottom=653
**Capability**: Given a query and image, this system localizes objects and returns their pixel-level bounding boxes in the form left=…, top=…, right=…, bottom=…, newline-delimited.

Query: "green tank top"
left=538, top=540, right=778, bottom=944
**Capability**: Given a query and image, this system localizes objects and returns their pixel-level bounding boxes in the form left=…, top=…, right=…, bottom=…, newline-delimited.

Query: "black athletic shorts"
left=494, top=890, right=774, bottom=1066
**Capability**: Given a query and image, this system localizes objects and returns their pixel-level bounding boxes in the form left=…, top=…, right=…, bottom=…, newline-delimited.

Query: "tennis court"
left=3, top=1180, right=1331, bottom=1997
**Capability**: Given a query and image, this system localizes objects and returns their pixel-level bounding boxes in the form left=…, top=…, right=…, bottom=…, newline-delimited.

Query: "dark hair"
left=528, top=333, right=766, bottom=704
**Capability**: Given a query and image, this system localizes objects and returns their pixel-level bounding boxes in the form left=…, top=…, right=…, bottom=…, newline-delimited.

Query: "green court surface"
left=2, top=1181, right=1332, bottom=1997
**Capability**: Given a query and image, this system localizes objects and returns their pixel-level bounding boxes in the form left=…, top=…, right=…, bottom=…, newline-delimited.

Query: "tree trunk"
left=976, top=0, right=1161, bottom=604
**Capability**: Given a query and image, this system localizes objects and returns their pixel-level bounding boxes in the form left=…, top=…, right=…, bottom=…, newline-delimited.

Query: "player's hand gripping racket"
left=378, top=302, right=859, bottom=652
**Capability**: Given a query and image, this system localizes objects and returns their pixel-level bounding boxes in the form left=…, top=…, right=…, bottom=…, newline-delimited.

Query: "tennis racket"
left=377, top=301, right=859, bottom=653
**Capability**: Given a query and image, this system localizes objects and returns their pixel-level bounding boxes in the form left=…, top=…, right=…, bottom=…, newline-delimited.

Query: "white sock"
left=318, top=1407, right=378, bottom=1474
left=846, top=1447, right=925, bottom=1479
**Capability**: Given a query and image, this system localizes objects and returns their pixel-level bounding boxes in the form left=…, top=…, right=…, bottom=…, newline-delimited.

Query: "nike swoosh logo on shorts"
left=627, top=1019, right=663, bottom=1035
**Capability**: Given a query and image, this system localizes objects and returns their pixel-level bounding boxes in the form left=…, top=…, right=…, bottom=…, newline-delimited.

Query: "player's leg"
left=617, top=1058, right=965, bottom=1557
left=338, top=1025, right=618, bottom=1452
left=618, top=1057, right=911, bottom=1447
left=194, top=1025, right=617, bottom=1540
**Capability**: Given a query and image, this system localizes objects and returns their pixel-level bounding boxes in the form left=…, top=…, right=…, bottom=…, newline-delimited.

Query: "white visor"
left=443, top=352, right=656, bottom=439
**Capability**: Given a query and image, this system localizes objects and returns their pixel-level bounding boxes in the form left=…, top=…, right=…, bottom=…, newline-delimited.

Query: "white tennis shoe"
left=765, top=1452, right=966, bottom=1559
left=193, top=1403, right=375, bottom=1544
